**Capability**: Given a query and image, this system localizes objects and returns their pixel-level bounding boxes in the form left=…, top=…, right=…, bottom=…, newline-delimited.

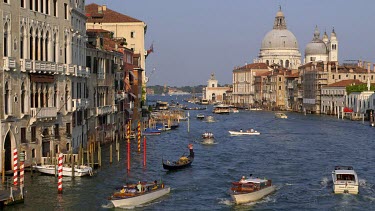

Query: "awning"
left=343, top=107, right=353, bottom=113
left=30, top=74, right=55, bottom=83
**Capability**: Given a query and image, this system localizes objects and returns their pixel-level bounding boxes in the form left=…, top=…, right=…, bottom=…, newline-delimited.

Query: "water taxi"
left=332, top=166, right=359, bottom=194
left=228, top=129, right=260, bottom=135
left=275, top=112, right=288, bottom=119
left=230, top=176, right=275, bottom=204
left=34, top=164, right=93, bottom=177
left=213, top=104, right=230, bottom=114
left=110, top=182, right=170, bottom=208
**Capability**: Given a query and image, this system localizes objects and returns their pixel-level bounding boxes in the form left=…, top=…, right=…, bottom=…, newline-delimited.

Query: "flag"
left=147, top=43, right=154, bottom=54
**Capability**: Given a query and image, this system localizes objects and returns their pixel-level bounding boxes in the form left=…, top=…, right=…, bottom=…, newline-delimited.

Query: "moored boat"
left=275, top=112, right=288, bottom=119
left=110, top=182, right=170, bottom=208
left=34, top=164, right=93, bottom=177
left=332, top=166, right=359, bottom=194
left=196, top=114, right=205, bottom=120
left=204, top=115, right=216, bottom=122
left=162, top=144, right=194, bottom=170
left=230, top=176, right=275, bottom=204
left=228, top=129, right=260, bottom=135
left=213, top=105, right=230, bottom=114
left=143, top=128, right=161, bottom=136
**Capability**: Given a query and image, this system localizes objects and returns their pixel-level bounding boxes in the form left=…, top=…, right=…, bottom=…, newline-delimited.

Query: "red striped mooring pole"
left=13, top=148, right=18, bottom=186
left=58, top=153, right=63, bottom=194
left=137, top=121, right=141, bottom=153
left=127, top=122, right=131, bottom=171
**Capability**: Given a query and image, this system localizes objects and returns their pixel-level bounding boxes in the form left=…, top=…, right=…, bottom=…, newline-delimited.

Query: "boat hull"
left=34, top=165, right=92, bottom=177
left=231, top=185, right=276, bottom=204
left=333, top=183, right=359, bottom=194
left=162, top=159, right=193, bottom=170
left=228, top=131, right=260, bottom=135
left=111, top=186, right=170, bottom=208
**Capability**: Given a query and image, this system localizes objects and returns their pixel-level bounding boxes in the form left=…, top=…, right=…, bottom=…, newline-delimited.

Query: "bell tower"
left=329, top=28, right=338, bottom=61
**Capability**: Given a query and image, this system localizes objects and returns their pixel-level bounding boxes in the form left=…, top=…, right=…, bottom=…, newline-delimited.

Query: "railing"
left=30, top=107, right=58, bottom=119
left=97, top=105, right=113, bottom=115
left=3, top=57, right=16, bottom=70
left=20, top=59, right=33, bottom=72
left=98, top=72, right=105, bottom=79
left=66, top=64, right=76, bottom=75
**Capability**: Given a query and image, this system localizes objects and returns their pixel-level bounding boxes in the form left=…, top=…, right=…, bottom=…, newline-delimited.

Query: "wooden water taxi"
left=110, top=182, right=170, bottom=208
left=230, top=177, right=275, bottom=204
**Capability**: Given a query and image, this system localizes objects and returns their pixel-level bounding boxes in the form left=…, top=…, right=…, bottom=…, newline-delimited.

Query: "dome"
left=261, top=29, right=299, bottom=50
left=305, top=40, right=328, bottom=56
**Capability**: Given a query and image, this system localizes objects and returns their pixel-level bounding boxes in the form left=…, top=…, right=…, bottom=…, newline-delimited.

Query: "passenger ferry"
left=213, top=104, right=230, bottom=114
left=332, top=166, right=359, bottom=194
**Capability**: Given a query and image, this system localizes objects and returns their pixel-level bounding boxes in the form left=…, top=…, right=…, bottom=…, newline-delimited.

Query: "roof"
left=234, top=63, right=268, bottom=71
left=86, top=28, right=111, bottom=33
left=327, top=79, right=363, bottom=87
left=86, top=3, right=142, bottom=23
left=285, top=72, right=299, bottom=78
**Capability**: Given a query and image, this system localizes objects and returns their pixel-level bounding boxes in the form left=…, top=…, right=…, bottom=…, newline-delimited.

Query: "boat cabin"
left=231, top=178, right=272, bottom=193
left=155, top=101, right=169, bottom=110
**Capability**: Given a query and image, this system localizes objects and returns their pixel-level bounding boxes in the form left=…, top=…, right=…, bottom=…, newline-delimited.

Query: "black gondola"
left=162, top=144, right=194, bottom=170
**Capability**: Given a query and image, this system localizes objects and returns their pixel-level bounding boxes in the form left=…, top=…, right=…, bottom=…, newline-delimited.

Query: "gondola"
left=162, top=144, right=194, bottom=170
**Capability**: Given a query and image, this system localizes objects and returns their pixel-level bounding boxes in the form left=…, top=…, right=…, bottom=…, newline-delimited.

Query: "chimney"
left=98, top=6, right=103, bottom=14
left=102, top=5, right=107, bottom=11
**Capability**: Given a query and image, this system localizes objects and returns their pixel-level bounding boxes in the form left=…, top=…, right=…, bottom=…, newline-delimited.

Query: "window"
left=32, top=149, right=36, bottom=158
left=35, top=0, right=38, bottom=11
left=4, top=23, right=8, bottom=57
left=4, top=0, right=8, bottom=3
left=46, top=0, right=49, bottom=14
left=35, top=29, right=39, bottom=60
left=41, top=0, right=44, bottom=13
left=53, top=0, right=57, bottom=16
left=54, top=124, right=59, bottom=138
left=31, top=126, right=37, bottom=142
left=354, top=75, right=356, bottom=80
left=21, top=127, right=27, bottom=143
left=4, top=82, right=9, bottom=115
left=45, top=31, right=49, bottom=61
left=29, top=0, right=33, bottom=10
left=130, top=31, right=135, bottom=38
left=29, top=28, right=33, bottom=59
left=21, top=0, right=25, bottom=8
left=339, top=75, right=341, bottom=79
left=64, top=3, right=68, bottom=19
left=21, top=83, right=26, bottom=113
left=66, top=123, right=71, bottom=135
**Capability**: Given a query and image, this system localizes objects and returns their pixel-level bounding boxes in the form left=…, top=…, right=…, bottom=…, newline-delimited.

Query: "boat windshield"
left=336, top=174, right=355, bottom=181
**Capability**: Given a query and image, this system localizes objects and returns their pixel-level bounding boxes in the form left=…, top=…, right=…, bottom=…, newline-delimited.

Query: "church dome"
left=305, top=26, right=328, bottom=56
left=261, top=29, right=299, bottom=50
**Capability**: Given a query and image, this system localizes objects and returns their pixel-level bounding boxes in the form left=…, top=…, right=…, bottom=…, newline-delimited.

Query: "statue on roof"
left=210, top=73, right=216, bottom=80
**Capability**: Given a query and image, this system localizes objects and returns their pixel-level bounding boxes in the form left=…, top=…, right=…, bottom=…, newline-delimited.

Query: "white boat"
left=248, top=108, right=262, bottom=111
left=34, top=164, right=93, bottom=177
left=213, top=104, right=230, bottom=114
left=230, top=177, right=276, bottom=204
left=275, top=112, right=288, bottom=119
left=110, top=183, right=170, bottom=208
left=332, top=166, right=359, bottom=194
left=228, top=129, right=260, bottom=135
left=202, top=132, right=214, bottom=139
left=204, top=115, right=216, bottom=123
left=196, top=114, right=205, bottom=120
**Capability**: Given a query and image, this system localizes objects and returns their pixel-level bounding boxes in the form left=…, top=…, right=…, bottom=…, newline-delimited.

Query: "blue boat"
left=142, top=128, right=161, bottom=136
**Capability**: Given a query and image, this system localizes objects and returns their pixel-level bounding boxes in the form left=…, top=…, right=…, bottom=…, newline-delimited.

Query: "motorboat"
left=202, top=132, right=214, bottom=139
left=228, top=129, right=260, bottom=135
left=230, top=176, right=275, bottom=204
left=275, top=112, right=288, bottom=119
left=332, top=166, right=359, bottom=194
left=213, top=104, right=230, bottom=114
left=162, top=144, right=194, bottom=170
left=34, top=164, right=93, bottom=177
left=196, top=114, right=205, bottom=120
left=143, top=128, right=161, bottom=136
left=110, top=182, right=170, bottom=208
left=204, top=115, right=216, bottom=123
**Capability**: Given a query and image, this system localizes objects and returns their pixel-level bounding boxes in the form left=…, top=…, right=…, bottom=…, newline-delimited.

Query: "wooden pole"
left=57, top=153, right=63, bottom=194
left=117, top=141, right=120, bottom=162
left=187, top=111, right=190, bottom=133
left=98, top=144, right=101, bottom=167
left=143, top=136, right=146, bottom=166
left=110, top=144, right=113, bottom=164
left=127, top=122, right=130, bottom=171
left=13, top=148, right=18, bottom=187
left=2, top=149, right=5, bottom=184
left=71, top=150, right=75, bottom=178
left=137, top=121, right=141, bottom=153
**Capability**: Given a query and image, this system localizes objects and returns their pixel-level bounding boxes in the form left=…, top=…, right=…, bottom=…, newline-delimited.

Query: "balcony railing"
left=30, top=107, right=58, bottom=119
left=20, top=59, right=33, bottom=72
left=97, top=105, right=113, bottom=116
left=3, top=57, right=16, bottom=70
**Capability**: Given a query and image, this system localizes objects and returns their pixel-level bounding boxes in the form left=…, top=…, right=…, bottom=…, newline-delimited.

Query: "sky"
left=86, top=0, right=375, bottom=86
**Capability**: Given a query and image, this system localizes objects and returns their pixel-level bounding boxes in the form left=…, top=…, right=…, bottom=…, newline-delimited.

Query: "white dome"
left=261, top=29, right=299, bottom=50
left=305, top=40, right=327, bottom=56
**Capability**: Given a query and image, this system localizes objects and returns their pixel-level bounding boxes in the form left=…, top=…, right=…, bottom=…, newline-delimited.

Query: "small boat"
left=143, top=128, right=161, bottom=136
left=109, top=181, right=170, bottom=208
left=228, top=129, right=260, bottom=135
left=196, top=114, right=205, bottom=120
left=34, top=164, right=93, bottom=177
left=230, top=108, right=239, bottom=113
left=126, top=131, right=136, bottom=139
left=230, top=176, right=276, bottom=204
left=275, top=112, right=288, bottom=119
left=202, top=132, right=214, bottom=139
left=332, top=166, right=359, bottom=194
left=204, top=115, right=216, bottom=122
left=213, top=104, right=230, bottom=114
left=248, top=108, right=262, bottom=111
left=162, top=144, right=194, bottom=170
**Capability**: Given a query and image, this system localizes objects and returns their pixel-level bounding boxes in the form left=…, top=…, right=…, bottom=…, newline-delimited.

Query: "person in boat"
left=250, top=128, right=254, bottom=132
left=240, top=176, right=246, bottom=183
left=240, top=129, right=243, bottom=132
left=137, top=181, right=142, bottom=192
left=120, top=187, right=126, bottom=193
left=152, top=180, right=158, bottom=190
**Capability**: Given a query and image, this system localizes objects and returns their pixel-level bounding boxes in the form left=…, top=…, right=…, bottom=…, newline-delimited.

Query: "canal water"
left=7, top=95, right=375, bottom=210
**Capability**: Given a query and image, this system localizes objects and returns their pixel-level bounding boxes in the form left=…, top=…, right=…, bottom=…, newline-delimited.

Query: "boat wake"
left=101, top=202, right=114, bottom=209
left=218, top=198, right=233, bottom=206
left=320, top=177, right=332, bottom=189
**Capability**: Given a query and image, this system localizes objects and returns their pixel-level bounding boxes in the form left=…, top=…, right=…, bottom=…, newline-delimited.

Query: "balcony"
left=20, top=59, right=33, bottom=72
left=98, top=72, right=105, bottom=79
left=3, top=57, right=16, bottom=70
left=30, top=107, right=58, bottom=119
left=66, top=64, right=76, bottom=75
left=116, top=91, right=126, bottom=100
left=97, top=105, right=113, bottom=116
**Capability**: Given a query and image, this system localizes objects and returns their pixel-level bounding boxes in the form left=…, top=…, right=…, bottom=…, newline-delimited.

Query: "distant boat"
left=275, top=112, right=288, bottom=119
left=34, top=164, right=93, bottom=177
left=143, top=128, right=161, bottom=136
left=213, top=104, right=230, bottom=114
left=204, top=115, right=216, bottom=123
left=162, top=144, right=194, bottom=170
left=196, top=114, right=205, bottom=120
left=228, top=129, right=260, bottom=135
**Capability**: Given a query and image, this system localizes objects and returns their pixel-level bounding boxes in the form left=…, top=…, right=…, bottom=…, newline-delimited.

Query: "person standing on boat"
left=137, top=181, right=142, bottom=192
left=240, top=129, right=243, bottom=132
left=240, top=176, right=246, bottom=183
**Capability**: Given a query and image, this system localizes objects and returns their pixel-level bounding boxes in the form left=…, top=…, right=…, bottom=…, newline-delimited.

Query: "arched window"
left=4, top=82, right=10, bottom=115
left=266, top=60, right=269, bottom=65
left=40, top=30, right=44, bottom=61
left=35, top=29, right=39, bottom=60
left=4, top=22, right=8, bottom=57
left=20, top=26, right=24, bottom=59
left=40, top=85, right=44, bottom=107
left=30, top=83, right=34, bottom=108
left=53, top=33, right=57, bottom=62
left=34, top=84, right=39, bottom=107
left=29, top=27, right=33, bottom=59
left=54, top=83, right=57, bottom=107
left=280, top=60, right=283, bottom=67
left=45, top=31, right=49, bottom=61
left=21, top=83, right=26, bottom=113
left=65, top=84, right=69, bottom=111
left=64, top=35, right=67, bottom=63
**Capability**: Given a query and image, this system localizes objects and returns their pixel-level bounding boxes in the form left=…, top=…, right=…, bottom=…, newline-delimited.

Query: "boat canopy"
left=240, top=178, right=268, bottom=184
